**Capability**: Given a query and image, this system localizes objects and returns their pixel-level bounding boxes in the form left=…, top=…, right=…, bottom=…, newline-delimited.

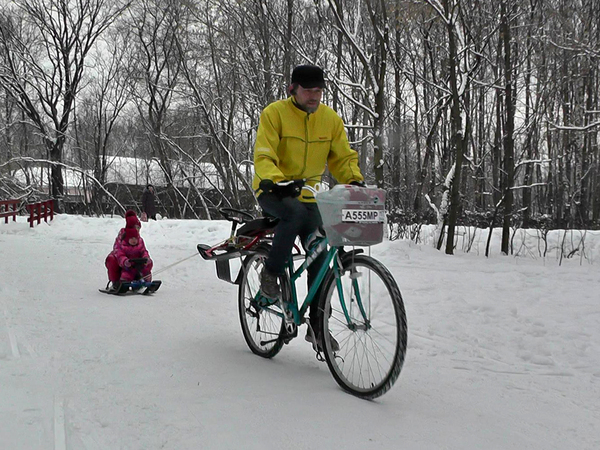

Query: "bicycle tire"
left=319, top=253, right=407, bottom=399
left=238, top=250, right=285, bottom=358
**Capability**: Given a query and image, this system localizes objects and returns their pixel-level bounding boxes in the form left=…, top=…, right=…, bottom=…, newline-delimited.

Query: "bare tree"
left=325, top=0, right=388, bottom=188
left=0, top=0, right=129, bottom=211
left=73, top=26, right=134, bottom=213
left=125, top=0, right=193, bottom=217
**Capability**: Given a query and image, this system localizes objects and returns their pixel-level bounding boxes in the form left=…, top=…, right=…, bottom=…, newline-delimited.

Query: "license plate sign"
left=341, top=209, right=385, bottom=223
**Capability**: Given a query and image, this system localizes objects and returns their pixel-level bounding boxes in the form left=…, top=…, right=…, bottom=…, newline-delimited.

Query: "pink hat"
left=124, top=227, right=139, bottom=241
left=126, top=214, right=141, bottom=229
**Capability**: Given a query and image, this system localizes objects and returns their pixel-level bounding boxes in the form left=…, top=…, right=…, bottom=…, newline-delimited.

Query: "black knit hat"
left=291, top=65, right=325, bottom=89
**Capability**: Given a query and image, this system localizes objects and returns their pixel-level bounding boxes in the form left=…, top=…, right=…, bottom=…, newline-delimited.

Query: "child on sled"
left=104, top=211, right=153, bottom=291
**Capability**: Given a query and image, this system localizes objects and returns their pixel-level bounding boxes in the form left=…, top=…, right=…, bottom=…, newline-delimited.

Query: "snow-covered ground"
left=1, top=214, right=598, bottom=449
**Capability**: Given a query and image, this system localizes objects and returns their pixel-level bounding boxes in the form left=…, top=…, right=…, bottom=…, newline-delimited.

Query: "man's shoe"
left=260, top=268, right=281, bottom=299
left=305, top=327, right=320, bottom=351
left=328, top=332, right=340, bottom=352
left=305, top=327, right=340, bottom=353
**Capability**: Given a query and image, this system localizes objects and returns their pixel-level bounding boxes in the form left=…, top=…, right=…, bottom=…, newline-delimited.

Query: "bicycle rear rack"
left=197, top=243, right=243, bottom=284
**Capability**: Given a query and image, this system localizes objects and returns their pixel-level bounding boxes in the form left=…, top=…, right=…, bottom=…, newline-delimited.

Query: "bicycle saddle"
left=236, top=216, right=279, bottom=237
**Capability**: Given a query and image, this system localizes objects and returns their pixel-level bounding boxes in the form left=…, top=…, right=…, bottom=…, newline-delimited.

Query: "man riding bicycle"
left=252, top=64, right=365, bottom=348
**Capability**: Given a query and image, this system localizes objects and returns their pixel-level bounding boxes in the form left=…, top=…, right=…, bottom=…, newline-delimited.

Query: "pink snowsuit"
left=105, top=229, right=152, bottom=282
left=105, top=228, right=127, bottom=283
left=113, top=237, right=153, bottom=282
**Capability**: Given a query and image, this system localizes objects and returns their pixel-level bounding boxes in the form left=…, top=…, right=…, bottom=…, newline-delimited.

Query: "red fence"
left=27, top=200, right=54, bottom=228
left=0, top=199, right=20, bottom=224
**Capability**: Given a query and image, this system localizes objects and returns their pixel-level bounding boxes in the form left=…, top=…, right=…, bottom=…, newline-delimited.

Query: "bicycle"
left=198, top=183, right=407, bottom=399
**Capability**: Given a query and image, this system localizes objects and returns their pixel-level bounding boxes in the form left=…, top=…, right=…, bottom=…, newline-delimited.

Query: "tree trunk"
left=444, top=0, right=466, bottom=255
left=522, top=19, right=533, bottom=228
left=501, top=0, right=515, bottom=255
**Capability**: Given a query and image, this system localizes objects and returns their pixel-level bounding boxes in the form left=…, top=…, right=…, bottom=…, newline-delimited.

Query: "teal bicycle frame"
left=260, top=234, right=369, bottom=333
left=237, top=184, right=405, bottom=399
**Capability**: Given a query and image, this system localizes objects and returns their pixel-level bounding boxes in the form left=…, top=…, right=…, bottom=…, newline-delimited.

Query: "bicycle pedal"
left=245, top=306, right=259, bottom=319
left=285, top=322, right=297, bottom=336
left=282, top=323, right=298, bottom=344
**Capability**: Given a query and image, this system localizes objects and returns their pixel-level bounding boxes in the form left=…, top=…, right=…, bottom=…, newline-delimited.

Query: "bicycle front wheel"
left=319, top=253, right=407, bottom=399
left=238, top=250, right=285, bottom=358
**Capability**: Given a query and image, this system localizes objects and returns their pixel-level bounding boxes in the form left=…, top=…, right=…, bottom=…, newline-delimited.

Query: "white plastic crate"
left=316, top=184, right=386, bottom=246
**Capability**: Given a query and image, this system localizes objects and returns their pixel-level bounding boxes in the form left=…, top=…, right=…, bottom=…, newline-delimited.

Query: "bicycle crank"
left=279, top=300, right=298, bottom=343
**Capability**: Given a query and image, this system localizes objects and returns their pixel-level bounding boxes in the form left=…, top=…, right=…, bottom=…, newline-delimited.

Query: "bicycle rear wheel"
left=319, top=253, right=407, bottom=399
left=238, top=250, right=285, bottom=358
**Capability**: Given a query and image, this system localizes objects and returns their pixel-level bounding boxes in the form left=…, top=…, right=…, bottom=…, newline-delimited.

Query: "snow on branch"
left=327, top=77, right=378, bottom=118
left=510, top=182, right=548, bottom=191
left=515, top=158, right=550, bottom=169
left=422, top=0, right=451, bottom=26
left=547, top=39, right=600, bottom=58
left=548, top=121, right=600, bottom=132
left=444, top=162, right=456, bottom=190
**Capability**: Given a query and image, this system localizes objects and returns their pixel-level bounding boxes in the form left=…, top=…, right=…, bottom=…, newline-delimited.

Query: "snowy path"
left=0, top=215, right=598, bottom=449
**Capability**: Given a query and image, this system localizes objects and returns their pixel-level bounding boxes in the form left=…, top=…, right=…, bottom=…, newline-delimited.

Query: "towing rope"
left=142, top=252, right=200, bottom=279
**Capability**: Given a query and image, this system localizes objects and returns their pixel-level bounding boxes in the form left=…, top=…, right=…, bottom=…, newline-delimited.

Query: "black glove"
left=259, top=179, right=276, bottom=194
left=350, top=180, right=366, bottom=187
left=260, top=179, right=304, bottom=198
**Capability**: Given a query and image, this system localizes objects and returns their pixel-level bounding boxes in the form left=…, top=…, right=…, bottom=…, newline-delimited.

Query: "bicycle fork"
left=333, top=254, right=371, bottom=332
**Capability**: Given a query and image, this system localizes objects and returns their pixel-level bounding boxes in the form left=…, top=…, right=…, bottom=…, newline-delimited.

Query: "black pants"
left=258, top=193, right=327, bottom=328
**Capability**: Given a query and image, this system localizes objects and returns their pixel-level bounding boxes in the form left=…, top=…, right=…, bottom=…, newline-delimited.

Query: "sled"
left=99, top=279, right=162, bottom=296
left=99, top=257, right=161, bottom=296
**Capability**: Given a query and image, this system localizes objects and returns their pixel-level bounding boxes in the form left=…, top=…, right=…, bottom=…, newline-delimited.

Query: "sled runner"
left=99, top=279, right=162, bottom=296
left=99, top=258, right=161, bottom=295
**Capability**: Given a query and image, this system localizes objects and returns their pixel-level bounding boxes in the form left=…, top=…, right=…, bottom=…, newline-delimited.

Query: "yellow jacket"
left=253, top=97, right=364, bottom=202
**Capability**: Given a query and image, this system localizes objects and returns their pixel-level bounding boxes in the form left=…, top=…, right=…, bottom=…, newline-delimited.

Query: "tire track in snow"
left=1, top=295, right=37, bottom=359
left=54, top=396, right=67, bottom=450
left=2, top=304, right=20, bottom=359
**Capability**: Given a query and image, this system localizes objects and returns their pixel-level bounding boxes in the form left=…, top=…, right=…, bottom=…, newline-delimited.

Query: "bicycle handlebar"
left=260, top=177, right=366, bottom=199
